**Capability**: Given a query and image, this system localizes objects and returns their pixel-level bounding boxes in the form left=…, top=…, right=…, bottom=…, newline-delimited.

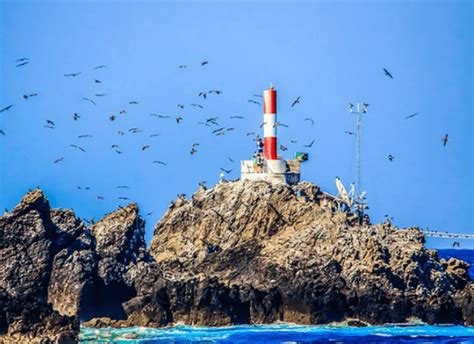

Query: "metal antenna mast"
left=349, top=102, right=368, bottom=218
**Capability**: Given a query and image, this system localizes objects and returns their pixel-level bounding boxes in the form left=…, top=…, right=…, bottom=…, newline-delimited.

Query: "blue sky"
left=0, top=0, right=472, bottom=248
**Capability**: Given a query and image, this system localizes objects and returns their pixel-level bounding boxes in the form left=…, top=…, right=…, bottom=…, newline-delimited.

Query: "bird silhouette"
left=405, top=113, right=419, bottom=120
left=118, top=197, right=130, bottom=200
left=304, top=118, right=314, bottom=126
left=344, top=131, right=355, bottom=135
left=176, top=116, right=183, bottom=123
left=116, top=185, right=130, bottom=189
left=248, top=100, right=260, bottom=105
left=442, top=134, right=449, bottom=146
left=209, top=90, right=222, bottom=95
left=190, top=147, right=198, bottom=155
left=142, top=145, right=150, bottom=151
left=95, top=93, right=107, bottom=97
left=153, top=160, right=167, bottom=165
left=73, top=113, right=80, bottom=121
left=191, top=104, right=203, bottom=109
left=119, top=110, right=127, bottom=115
left=220, top=168, right=232, bottom=174
left=95, top=79, right=101, bottom=83
left=228, top=157, right=234, bottom=163
left=149, top=133, right=160, bottom=137
left=383, top=68, right=393, bottom=79
left=70, top=144, right=86, bottom=152
left=16, top=57, right=29, bottom=62
left=230, top=116, right=244, bottom=119
left=280, top=145, right=288, bottom=151
left=304, top=139, right=315, bottom=148
left=0, top=130, right=5, bottom=136
left=387, top=154, right=395, bottom=161
left=64, top=72, right=81, bottom=77
left=177, top=104, right=184, bottom=109
left=252, top=94, right=263, bottom=98
left=291, top=97, right=301, bottom=107
left=129, top=101, right=139, bottom=104
left=46, top=120, right=55, bottom=126
left=93, top=65, right=107, bottom=69
left=16, top=62, right=30, bottom=67
left=54, top=157, right=64, bottom=164
left=198, top=92, right=207, bottom=99
left=22, top=93, right=38, bottom=99
left=179, top=65, right=187, bottom=69
left=201, top=61, right=208, bottom=66
left=109, top=115, right=116, bottom=121
left=0, top=105, right=14, bottom=112
left=82, top=97, right=96, bottom=105
left=78, top=134, right=92, bottom=138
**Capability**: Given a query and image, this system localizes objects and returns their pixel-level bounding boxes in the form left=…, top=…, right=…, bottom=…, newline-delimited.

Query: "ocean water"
left=80, top=250, right=474, bottom=343
left=80, top=324, right=474, bottom=343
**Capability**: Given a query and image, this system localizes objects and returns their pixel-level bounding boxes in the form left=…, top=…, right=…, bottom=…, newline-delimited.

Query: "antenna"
left=349, top=102, right=369, bottom=220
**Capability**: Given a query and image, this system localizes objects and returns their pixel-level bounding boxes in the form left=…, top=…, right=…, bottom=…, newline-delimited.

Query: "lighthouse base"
left=240, top=158, right=300, bottom=185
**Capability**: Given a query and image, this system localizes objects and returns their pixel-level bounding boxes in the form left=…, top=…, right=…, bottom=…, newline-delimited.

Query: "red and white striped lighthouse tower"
left=263, top=85, right=278, bottom=160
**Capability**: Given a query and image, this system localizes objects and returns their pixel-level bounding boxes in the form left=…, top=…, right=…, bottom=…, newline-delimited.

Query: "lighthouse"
left=240, top=85, right=301, bottom=184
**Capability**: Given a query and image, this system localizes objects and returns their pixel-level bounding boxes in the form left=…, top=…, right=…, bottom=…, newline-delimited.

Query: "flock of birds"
left=1, top=58, right=320, bottom=211
left=0, top=61, right=453, bottom=227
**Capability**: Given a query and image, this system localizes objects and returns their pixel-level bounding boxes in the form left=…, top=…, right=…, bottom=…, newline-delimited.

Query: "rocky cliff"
left=1, top=180, right=473, bottom=342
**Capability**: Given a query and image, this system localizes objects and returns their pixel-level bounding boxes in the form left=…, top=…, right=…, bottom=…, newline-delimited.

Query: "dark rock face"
left=1, top=181, right=473, bottom=342
left=0, top=190, right=79, bottom=343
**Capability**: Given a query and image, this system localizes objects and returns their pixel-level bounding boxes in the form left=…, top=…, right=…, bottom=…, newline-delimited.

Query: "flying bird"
left=54, top=157, right=64, bottom=164
left=273, top=122, right=288, bottom=128
left=179, top=65, right=187, bottom=69
left=82, top=97, right=96, bottom=105
left=73, top=113, right=80, bottom=121
left=198, top=92, right=207, bottom=99
left=383, top=68, right=393, bottom=79
left=252, top=94, right=263, bottom=98
left=153, top=160, right=167, bottom=165
left=116, top=185, right=130, bottom=189
left=177, top=104, right=184, bottom=109
left=442, top=134, right=448, bottom=146
left=280, top=145, right=288, bottom=151
left=349, top=102, right=354, bottom=110
left=70, top=144, right=86, bottom=152
left=291, top=97, right=301, bottom=107
left=387, top=154, right=395, bottom=161
left=46, top=120, right=55, bottom=126
left=142, top=145, right=150, bottom=151
left=209, top=90, right=222, bottom=95
left=93, top=65, right=107, bottom=69
left=248, top=100, right=260, bottom=105
left=118, top=197, right=130, bottom=201
left=0, top=105, right=14, bottom=112
left=228, top=157, right=234, bottom=163
left=22, top=93, right=38, bottom=99
left=201, top=61, right=208, bottom=66
left=0, top=130, right=5, bottom=136
left=64, top=72, right=81, bottom=77
left=109, top=115, right=116, bottom=121
left=405, top=113, right=419, bottom=120
left=16, top=58, right=29, bottom=62
left=230, top=116, right=244, bottom=119
left=190, top=147, right=198, bottom=155
left=149, top=133, right=160, bottom=137
left=95, top=79, right=101, bottom=83
left=78, top=134, right=92, bottom=138
left=118, top=131, right=125, bottom=135
left=176, top=116, right=183, bottom=124
left=129, top=101, right=139, bottom=104
left=344, top=131, right=355, bottom=135
left=220, top=168, right=232, bottom=174
left=304, top=139, right=315, bottom=148
left=97, top=196, right=104, bottom=200
left=191, top=104, right=203, bottom=109
left=16, top=62, right=30, bottom=67
left=304, top=118, right=314, bottom=126
left=95, top=93, right=107, bottom=97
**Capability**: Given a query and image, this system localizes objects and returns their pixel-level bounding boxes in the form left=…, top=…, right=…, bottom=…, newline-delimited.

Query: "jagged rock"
left=144, top=180, right=472, bottom=326
left=2, top=180, right=473, bottom=339
left=0, top=190, right=80, bottom=343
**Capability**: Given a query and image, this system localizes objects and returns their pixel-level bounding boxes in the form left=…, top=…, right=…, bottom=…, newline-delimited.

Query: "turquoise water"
left=80, top=324, right=474, bottom=343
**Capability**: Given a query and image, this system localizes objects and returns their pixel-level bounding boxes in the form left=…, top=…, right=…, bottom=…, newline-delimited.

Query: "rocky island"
left=1, top=180, right=472, bottom=343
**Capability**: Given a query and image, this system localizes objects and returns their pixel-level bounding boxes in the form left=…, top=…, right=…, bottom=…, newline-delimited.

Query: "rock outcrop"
left=1, top=180, right=473, bottom=342
left=0, top=190, right=80, bottom=343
